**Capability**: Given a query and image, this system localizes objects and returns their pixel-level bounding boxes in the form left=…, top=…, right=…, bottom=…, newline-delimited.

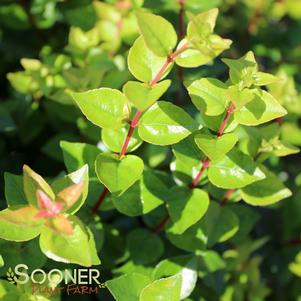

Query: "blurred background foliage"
left=0, top=0, right=301, bottom=300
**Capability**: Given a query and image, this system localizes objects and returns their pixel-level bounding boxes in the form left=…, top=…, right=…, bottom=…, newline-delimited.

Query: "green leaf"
left=0, top=206, right=42, bottom=242
left=51, top=165, right=89, bottom=214
left=123, top=80, right=171, bottom=111
left=234, top=89, right=287, bottom=126
left=289, top=252, right=301, bottom=278
left=127, top=229, right=164, bottom=264
left=167, top=187, right=210, bottom=234
left=60, top=141, right=100, bottom=177
left=208, top=149, right=266, bottom=189
left=167, top=202, right=239, bottom=250
left=139, top=274, right=182, bottom=301
left=39, top=216, right=100, bottom=266
left=107, top=273, right=152, bottom=301
left=222, top=51, right=258, bottom=88
left=135, top=12, right=177, bottom=57
left=227, top=85, right=255, bottom=110
left=153, top=255, right=198, bottom=299
left=241, top=166, right=292, bottom=206
left=4, top=173, right=26, bottom=206
left=128, top=37, right=171, bottom=82
left=187, top=78, right=229, bottom=116
left=254, top=72, right=279, bottom=86
left=102, top=125, right=142, bottom=153
left=194, top=132, right=238, bottom=161
left=72, top=88, right=130, bottom=129
left=113, top=170, right=168, bottom=216
left=0, top=255, right=3, bottom=268
left=23, top=165, right=55, bottom=207
left=138, top=101, right=198, bottom=145
left=95, top=153, right=144, bottom=195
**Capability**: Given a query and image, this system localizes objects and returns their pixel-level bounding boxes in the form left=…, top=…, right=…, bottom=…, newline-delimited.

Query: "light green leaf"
left=235, top=89, right=287, bottom=126
left=254, top=72, right=279, bottom=86
left=39, top=216, right=100, bottom=267
left=153, top=255, right=198, bottom=299
left=23, top=165, right=55, bottom=207
left=222, top=51, right=257, bottom=88
left=0, top=206, right=42, bottom=242
left=127, top=229, right=164, bottom=264
left=194, top=132, right=238, bottom=161
left=241, top=166, right=292, bottom=206
left=113, top=170, right=168, bottom=216
left=187, top=78, right=229, bottom=116
left=72, top=88, right=130, bottom=129
left=227, top=85, right=254, bottom=110
left=128, top=37, right=172, bottom=82
left=4, top=173, right=26, bottom=206
left=139, top=274, right=182, bottom=301
left=167, top=187, right=209, bottom=234
left=51, top=165, right=89, bottom=214
left=138, top=101, right=198, bottom=145
left=123, top=80, right=171, bottom=111
left=95, top=153, right=144, bottom=195
left=208, top=149, right=266, bottom=189
left=102, top=125, right=142, bottom=153
left=135, top=11, right=177, bottom=57
left=60, top=141, right=100, bottom=177
left=0, top=255, right=3, bottom=268
left=106, top=273, right=152, bottom=301
left=289, top=252, right=301, bottom=278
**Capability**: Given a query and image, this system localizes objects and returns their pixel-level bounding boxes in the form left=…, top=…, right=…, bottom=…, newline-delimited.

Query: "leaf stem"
left=149, top=42, right=189, bottom=87
left=93, top=43, right=190, bottom=213
left=178, top=0, right=185, bottom=39
left=152, top=102, right=236, bottom=233
left=220, top=189, right=236, bottom=207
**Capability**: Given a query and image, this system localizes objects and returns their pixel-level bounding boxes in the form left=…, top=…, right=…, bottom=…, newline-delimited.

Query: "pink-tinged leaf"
left=0, top=206, right=43, bottom=227
left=45, top=214, right=74, bottom=235
left=56, top=182, right=84, bottom=209
left=36, top=190, right=63, bottom=219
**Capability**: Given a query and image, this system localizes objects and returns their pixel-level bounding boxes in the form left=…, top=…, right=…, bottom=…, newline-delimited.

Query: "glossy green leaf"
left=95, top=153, right=144, bottom=195
left=208, top=149, right=266, bottom=189
left=4, top=173, right=26, bottom=206
left=102, top=125, right=142, bottom=153
left=113, top=169, right=168, bottom=216
left=60, top=141, right=100, bottom=177
left=222, top=51, right=257, bottom=88
left=23, top=165, right=55, bottom=207
left=227, top=85, right=254, bottom=110
left=234, top=89, right=287, bottom=126
left=0, top=206, right=42, bottom=241
left=51, top=165, right=89, bottom=214
left=72, top=88, right=130, bottom=129
left=128, top=37, right=171, bottom=82
left=194, top=132, right=238, bottom=161
left=241, top=166, right=292, bottom=206
left=127, top=229, right=164, bottom=264
left=39, top=216, right=100, bottom=266
left=138, top=101, right=198, bottom=145
left=107, top=273, right=151, bottom=301
left=139, top=274, right=182, bottom=301
left=167, top=187, right=210, bottom=234
left=153, top=255, right=198, bottom=299
left=135, top=11, right=177, bottom=57
left=187, top=78, right=229, bottom=116
left=254, top=72, right=279, bottom=86
left=123, top=80, right=171, bottom=111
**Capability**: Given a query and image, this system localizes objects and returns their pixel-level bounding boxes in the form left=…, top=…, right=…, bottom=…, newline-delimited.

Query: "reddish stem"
left=220, top=189, right=236, bottom=207
left=93, top=43, right=190, bottom=213
left=217, top=103, right=235, bottom=137
left=153, top=102, right=236, bottom=233
left=92, top=188, right=110, bottom=214
left=151, top=213, right=170, bottom=235
left=190, top=158, right=210, bottom=189
left=149, top=42, right=189, bottom=87
left=119, top=110, right=142, bottom=159
left=178, top=0, right=185, bottom=38
left=282, top=238, right=301, bottom=246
